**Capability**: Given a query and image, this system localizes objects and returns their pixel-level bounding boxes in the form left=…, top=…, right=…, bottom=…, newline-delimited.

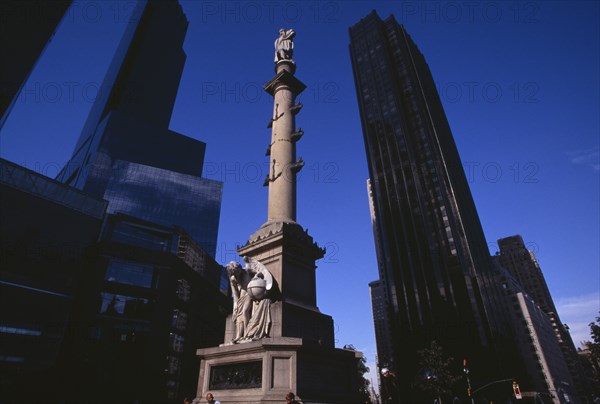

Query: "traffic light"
left=513, top=381, right=522, bottom=400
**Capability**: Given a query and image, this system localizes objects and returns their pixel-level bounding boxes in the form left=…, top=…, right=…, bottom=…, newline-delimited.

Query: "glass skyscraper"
left=350, top=11, right=516, bottom=401
left=1, top=0, right=73, bottom=128
left=102, top=160, right=222, bottom=257
left=55, top=0, right=222, bottom=256
left=47, top=1, right=227, bottom=401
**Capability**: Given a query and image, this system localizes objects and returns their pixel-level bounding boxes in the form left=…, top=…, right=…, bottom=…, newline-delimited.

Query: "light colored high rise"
left=496, top=235, right=591, bottom=401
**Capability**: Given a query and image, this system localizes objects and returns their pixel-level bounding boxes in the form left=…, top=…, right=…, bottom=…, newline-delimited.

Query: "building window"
left=169, top=333, right=184, bottom=353
left=100, top=293, right=152, bottom=320
left=105, top=259, right=158, bottom=289
left=166, top=379, right=179, bottom=400
left=0, top=326, right=42, bottom=337
left=166, top=355, right=180, bottom=376
left=171, top=310, right=187, bottom=331
left=109, top=221, right=171, bottom=252
left=0, top=355, right=25, bottom=363
left=176, top=279, right=191, bottom=302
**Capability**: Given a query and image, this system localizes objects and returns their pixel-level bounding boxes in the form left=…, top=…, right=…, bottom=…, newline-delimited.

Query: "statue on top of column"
left=274, top=28, right=295, bottom=63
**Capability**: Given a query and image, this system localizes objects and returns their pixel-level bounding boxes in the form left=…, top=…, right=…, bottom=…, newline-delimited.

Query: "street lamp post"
left=463, top=359, right=475, bottom=404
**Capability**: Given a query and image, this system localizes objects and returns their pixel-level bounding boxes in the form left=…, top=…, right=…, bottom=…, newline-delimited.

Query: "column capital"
left=264, top=69, right=306, bottom=96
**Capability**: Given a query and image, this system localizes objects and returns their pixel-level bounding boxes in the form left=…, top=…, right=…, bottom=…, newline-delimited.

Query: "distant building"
left=0, top=158, right=106, bottom=400
left=496, top=235, right=591, bottom=400
left=367, top=179, right=393, bottom=373
left=350, top=11, right=517, bottom=400
left=494, top=263, right=577, bottom=403
left=369, top=280, right=393, bottom=370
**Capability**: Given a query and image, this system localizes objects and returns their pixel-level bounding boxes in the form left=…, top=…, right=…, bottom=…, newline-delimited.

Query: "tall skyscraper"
left=496, top=235, right=590, bottom=400
left=1, top=0, right=226, bottom=402
left=45, top=1, right=229, bottom=401
left=55, top=0, right=222, bottom=256
left=350, top=11, right=515, bottom=400
left=0, top=0, right=72, bottom=127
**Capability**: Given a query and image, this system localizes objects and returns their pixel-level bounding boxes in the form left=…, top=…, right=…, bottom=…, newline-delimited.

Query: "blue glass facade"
left=3, top=0, right=226, bottom=401
left=55, top=0, right=222, bottom=257
left=1, top=0, right=73, bottom=127
left=46, top=1, right=225, bottom=401
left=71, top=214, right=230, bottom=403
left=102, top=160, right=222, bottom=257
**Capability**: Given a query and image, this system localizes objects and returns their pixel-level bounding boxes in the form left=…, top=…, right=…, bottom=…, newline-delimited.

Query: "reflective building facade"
left=103, top=160, right=222, bottom=257
left=46, top=0, right=227, bottom=401
left=350, top=11, right=516, bottom=400
left=63, top=214, right=230, bottom=403
left=0, top=158, right=106, bottom=400
left=0, top=0, right=72, bottom=127
left=55, top=0, right=222, bottom=256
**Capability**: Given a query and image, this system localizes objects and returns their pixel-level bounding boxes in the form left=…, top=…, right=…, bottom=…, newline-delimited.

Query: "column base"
left=196, top=337, right=361, bottom=404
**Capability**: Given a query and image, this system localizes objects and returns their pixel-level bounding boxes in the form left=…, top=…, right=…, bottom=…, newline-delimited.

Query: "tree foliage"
left=414, top=341, right=460, bottom=403
left=344, top=344, right=372, bottom=403
left=589, top=313, right=600, bottom=357
left=588, top=313, right=600, bottom=383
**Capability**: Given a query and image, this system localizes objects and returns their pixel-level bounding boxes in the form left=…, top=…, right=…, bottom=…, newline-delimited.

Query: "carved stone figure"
left=226, top=257, right=274, bottom=343
left=274, top=28, right=295, bottom=63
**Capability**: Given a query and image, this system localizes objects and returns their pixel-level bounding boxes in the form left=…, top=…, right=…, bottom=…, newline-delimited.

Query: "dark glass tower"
left=47, top=1, right=227, bottom=401
left=56, top=0, right=222, bottom=256
left=0, top=0, right=72, bottom=127
left=350, top=11, right=514, bottom=399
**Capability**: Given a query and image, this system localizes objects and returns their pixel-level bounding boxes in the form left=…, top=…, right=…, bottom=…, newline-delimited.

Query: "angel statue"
left=225, top=257, right=274, bottom=343
left=274, top=28, right=295, bottom=63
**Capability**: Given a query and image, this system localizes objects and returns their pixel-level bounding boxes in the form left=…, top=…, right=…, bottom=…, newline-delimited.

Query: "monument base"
left=196, top=337, right=360, bottom=404
left=224, top=301, right=335, bottom=349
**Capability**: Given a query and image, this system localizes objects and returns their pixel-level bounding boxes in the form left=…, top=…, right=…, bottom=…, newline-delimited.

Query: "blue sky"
left=1, top=0, right=598, bottom=385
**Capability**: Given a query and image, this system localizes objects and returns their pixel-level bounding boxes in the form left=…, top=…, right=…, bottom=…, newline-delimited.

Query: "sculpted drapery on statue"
left=274, top=28, right=295, bottom=62
left=225, top=257, right=275, bottom=343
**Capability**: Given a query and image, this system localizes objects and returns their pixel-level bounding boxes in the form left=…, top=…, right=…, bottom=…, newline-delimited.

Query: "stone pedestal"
left=196, top=338, right=361, bottom=404
left=195, top=222, right=360, bottom=403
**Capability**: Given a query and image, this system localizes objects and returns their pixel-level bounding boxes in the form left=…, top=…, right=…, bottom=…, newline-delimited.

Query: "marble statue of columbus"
left=274, top=28, right=295, bottom=63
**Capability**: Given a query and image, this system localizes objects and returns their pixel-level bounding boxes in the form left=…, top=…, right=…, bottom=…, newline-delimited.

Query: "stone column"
left=264, top=60, right=305, bottom=223
left=195, top=30, right=361, bottom=404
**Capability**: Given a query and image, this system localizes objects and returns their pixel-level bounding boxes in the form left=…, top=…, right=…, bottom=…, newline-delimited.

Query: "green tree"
left=344, top=344, right=372, bottom=403
left=589, top=313, right=600, bottom=360
left=414, top=341, right=460, bottom=404
left=588, top=313, right=600, bottom=390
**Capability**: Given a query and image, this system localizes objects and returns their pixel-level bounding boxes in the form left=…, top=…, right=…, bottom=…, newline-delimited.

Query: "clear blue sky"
left=1, top=0, right=598, bottom=385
